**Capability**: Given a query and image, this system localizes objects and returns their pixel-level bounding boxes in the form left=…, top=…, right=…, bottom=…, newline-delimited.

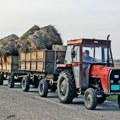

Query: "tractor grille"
left=109, top=69, right=120, bottom=93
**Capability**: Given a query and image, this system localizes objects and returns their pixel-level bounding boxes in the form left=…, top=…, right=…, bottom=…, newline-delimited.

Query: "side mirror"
left=71, top=49, right=75, bottom=58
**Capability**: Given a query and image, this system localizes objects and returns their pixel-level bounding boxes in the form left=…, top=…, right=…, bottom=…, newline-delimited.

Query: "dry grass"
left=0, top=34, right=19, bottom=56
left=16, top=25, right=63, bottom=52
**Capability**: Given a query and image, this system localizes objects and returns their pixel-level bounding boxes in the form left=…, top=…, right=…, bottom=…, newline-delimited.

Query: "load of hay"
left=16, top=25, right=63, bottom=52
left=0, top=34, right=19, bottom=56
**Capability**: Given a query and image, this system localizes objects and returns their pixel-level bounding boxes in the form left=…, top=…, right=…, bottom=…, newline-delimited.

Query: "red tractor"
left=56, top=36, right=120, bottom=110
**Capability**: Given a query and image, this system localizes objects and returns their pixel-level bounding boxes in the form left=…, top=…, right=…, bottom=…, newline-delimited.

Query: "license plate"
left=111, top=85, right=120, bottom=90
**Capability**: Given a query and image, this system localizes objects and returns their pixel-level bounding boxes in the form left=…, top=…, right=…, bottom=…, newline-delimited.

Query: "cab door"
left=72, top=46, right=81, bottom=89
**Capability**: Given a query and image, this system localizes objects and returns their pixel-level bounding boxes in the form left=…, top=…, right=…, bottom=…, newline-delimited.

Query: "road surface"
left=0, top=81, right=119, bottom=120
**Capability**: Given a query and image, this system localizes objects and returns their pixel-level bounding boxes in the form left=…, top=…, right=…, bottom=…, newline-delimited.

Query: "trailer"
left=19, top=48, right=66, bottom=96
left=0, top=55, right=26, bottom=87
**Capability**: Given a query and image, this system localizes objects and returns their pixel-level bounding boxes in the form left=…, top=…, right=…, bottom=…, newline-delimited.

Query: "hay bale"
left=16, top=25, right=63, bottom=52
left=0, top=34, right=19, bottom=56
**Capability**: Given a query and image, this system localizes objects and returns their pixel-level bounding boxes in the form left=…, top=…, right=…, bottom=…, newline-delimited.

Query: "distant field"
left=114, top=61, right=120, bottom=69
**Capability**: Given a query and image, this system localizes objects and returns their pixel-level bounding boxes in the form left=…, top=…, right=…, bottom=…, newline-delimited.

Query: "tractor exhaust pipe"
left=107, top=35, right=110, bottom=66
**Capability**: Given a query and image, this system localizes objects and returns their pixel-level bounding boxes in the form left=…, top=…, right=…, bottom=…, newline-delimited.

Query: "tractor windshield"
left=82, top=46, right=113, bottom=64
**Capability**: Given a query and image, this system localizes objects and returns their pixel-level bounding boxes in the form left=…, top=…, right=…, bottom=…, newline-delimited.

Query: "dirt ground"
left=0, top=81, right=119, bottom=120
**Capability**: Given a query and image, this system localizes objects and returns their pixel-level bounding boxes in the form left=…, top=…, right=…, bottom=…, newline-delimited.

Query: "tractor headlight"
left=114, top=75, right=119, bottom=79
left=110, top=79, right=114, bottom=84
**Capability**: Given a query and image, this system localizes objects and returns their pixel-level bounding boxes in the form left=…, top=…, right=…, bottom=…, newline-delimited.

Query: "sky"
left=0, top=0, right=120, bottom=59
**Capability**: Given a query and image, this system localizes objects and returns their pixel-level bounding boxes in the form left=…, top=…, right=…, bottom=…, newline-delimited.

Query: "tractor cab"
left=64, top=38, right=113, bottom=89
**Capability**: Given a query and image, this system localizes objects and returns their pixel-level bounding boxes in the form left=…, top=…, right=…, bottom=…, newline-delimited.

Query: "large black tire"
left=39, top=79, right=48, bottom=97
left=97, top=95, right=106, bottom=104
left=57, top=70, right=76, bottom=104
left=22, top=76, right=30, bottom=92
left=8, top=76, right=14, bottom=88
left=0, top=73, right=3, bottom=85
left=118, top=95, right=120, bottom=108
left=84, top=88, right=97, bottom=110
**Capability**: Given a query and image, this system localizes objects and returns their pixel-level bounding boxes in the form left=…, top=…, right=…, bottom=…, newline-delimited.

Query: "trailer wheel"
left=57, top=70, right=76, bottom=104
left=22, top=76, right=30, bottom=92
left=39, top=79, right=48, bottom=97
left=118, top=95, right=120, bottom=108
left=0, top=73, right=3, bottom=85
left=84, top=88, right=97, bottom=110
left=8, top=76, right=14, bottom=88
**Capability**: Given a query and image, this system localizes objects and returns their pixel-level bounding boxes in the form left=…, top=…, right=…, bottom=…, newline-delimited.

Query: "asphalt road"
left=0, top=81, right=120, bottom=120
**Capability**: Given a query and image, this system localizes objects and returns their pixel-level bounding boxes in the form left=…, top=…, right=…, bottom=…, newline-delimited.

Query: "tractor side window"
left=65, top=45, right=73, bottom=64
left=73, top=46, right=80, bottom=62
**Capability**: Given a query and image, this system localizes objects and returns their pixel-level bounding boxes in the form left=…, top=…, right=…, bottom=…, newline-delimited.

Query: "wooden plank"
left=37, top=62, right=44, bottom=72
left=26, top=53, right=30, bottom=61
left=0, top=64, right=2, bottom=70
left=1, top=56, right=6, bottom=64
left=20, top=62, right=26, bottom=70
left=20, top=53, right=26, bottom=61
left=36, top=51, right=44, bottom=61
left=31, top=52, right=36, bottom=61
left=26, top=61, right=30, bottom=70
left=0, top=57, right=1, bottom=63
left=7, top=64, right=11, bottom=71
left=3, top=63, right=7, bottom=71
left=31, top=61, right=36, bottom=70
left=7, top=56, right=12, bottom=64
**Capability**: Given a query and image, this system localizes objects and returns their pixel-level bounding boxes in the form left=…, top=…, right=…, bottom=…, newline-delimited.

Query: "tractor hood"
left=90, top=65, right=111, bottom=93
left=90, top=65, right=120, bottom=94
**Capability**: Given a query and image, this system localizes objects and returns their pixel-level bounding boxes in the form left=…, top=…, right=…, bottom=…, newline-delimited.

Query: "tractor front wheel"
left=22, top=76, right=30, bottom=92
left=57, top=70, right=76, bottom=104
left=84, top=88, right=97, bottom=110
left=39, top=79, right=48, bottom=97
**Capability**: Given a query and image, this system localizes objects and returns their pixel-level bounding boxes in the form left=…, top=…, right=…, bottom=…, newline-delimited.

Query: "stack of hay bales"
left=16, top=25, right=63, bottom=52
left=0, top=34, right=19, bottom=56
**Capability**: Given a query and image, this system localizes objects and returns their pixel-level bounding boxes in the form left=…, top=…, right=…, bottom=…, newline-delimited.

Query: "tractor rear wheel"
left=57, top=70, right=76, bottom=104
left=22, top=75, right=30, bottom=92
left=0, top=73, right=3, bottom=85
left=118, top=95, right=120, bottom=108
left=39, top=79, right=48, bottom=97
left=8, top=76, right=14, bottom=88
left=84, top=88, right=97, bottom=110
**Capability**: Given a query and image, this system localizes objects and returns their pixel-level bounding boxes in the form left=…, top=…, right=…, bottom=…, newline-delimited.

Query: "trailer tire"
left=118, top=95, right=120, bottom=108
left=8, top=76, right=14, bottom=88
left=57, top=70, right=76, bottom=104
left=84, top=88, right=97, bottom=110
left=39, top=79, right=48, bottom=97
left=0, top=73, right=3, bottom=85
left=22, top=76, right=30, bottom=92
